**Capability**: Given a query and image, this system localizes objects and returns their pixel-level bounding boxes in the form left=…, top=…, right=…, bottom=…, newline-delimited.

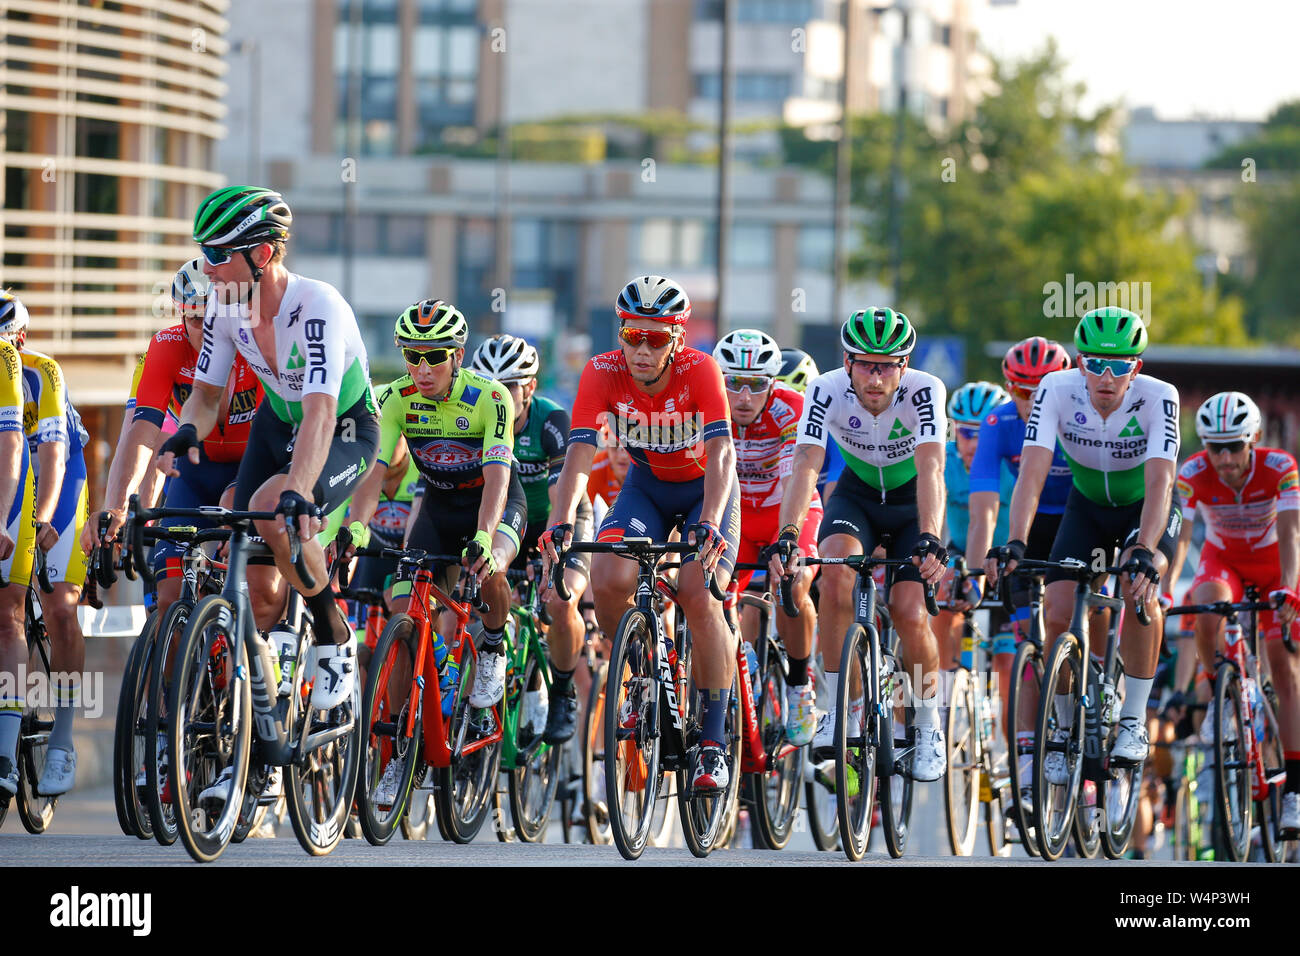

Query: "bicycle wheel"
left=582, top=659, right=613, bottom=845
left=603, top=607, right=662, bottom=860
left=1212, top=664, right=1251, bottom=862
left=945, top=668, right=979, bottom=856
left=143, top=599, right=193, bottom=846
left=402, top=772, right=435, bottom=840
left=112, top=613, right=157, bottom=839
left=835, top=624, right=877, bottom=861
left=1005, top=639, right=1042, bottom=857
left=286, top=633, right=365, bottom=856
left=880, top=679, right=914, bottom=859
left=434, top=642, right=504, bottom=843
left=509, top=651, right=562, bottom=842
left=16, top=623, right=57, bottom=834
left=1255, top=686, right=1287, bottom=863
left=750, top=639, right=804, bottom=851
left=648, top=776, right=678, bottom=847
left=804, top=661, right=839, bottom=851
left=1032, top=631, right=1084, bottom=861
left=358, top=614, right=421, bottom=846
left=679, top=669, right=742, bottom=858
left=984, top=761, right=1011, bottom=857
left=167, top=595, right=252, bottom=863
left=1100, top=687, right=1143, bottom=860
left=1072, top=777, right=1102, bottom=858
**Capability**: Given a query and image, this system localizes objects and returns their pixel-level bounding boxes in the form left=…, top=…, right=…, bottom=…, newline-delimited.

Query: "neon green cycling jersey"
left=376, top=369, right=514, bottom=494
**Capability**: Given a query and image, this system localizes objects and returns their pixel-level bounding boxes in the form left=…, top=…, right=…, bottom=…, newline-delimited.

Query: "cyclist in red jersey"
left=588, top=414, right=629, bottom=512
left=713, top=330, right=822, bottom=746
left=83, top=259, right=264, bottom=622
left=1166, top=391, right=1300, bottom=833
left=541, top=275, right=742, bottom=792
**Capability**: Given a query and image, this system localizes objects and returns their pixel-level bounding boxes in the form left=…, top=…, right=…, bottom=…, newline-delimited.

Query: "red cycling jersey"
left=570, top=347, right=731, bottom=482
left=1177, top=446, right=1300, bottom=554
left=734, top=384, right=805, bottom=510
left=132, top=325, right=263, bottom=463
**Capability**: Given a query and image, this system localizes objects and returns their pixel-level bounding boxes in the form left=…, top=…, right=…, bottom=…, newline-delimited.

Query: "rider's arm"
left=915, top=442, right=945, bottom=538
left=28, top=357, right=68, bottom=530
left=965, top=491, right=1000, bottom=569
left=1164, top=507, right=1195, bottom=597
left=175, top=380, right=225, bottom=444
left=477, top=462, right=510, bottom=538
left=1279, top=508, right=1299, bottom=592
left=698, top=434, right=735, bottom=527
left=543, top=405, right=570, bottom=514
left=345, top=450, right=385, bottom=532
left=101, top=419, right=164, bottom=513
left=1006, top=446, right=1053, bottom=543
left=284, top=392, right=338, bottom=499
left=0, top=432, right=19, bottom=526
left=778, top=443, right=824, bottom=534
left=0, top=347, right=21, bottom=525
left=551, top=443, right=597, bottom=526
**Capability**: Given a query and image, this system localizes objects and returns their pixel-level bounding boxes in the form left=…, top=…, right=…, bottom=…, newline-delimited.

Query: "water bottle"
left=743, top=641, right=759, bottom=695
left=1100, top=679, right=1117, bottom=727
left=1247, top=678, right=1265, bottom=746
left=269, top=625, right=298, bottom=698
left=433, top=631, right=458, bottom=717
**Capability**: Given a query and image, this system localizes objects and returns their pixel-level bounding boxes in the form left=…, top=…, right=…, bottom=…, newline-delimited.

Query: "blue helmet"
left=948, top=381, right=1010, bottom=427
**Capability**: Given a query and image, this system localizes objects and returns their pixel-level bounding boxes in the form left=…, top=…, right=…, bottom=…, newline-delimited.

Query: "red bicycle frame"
left=1222, top=616, right=1284, bottom=802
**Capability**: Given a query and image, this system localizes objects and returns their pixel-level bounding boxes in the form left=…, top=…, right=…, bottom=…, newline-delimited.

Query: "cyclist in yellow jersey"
left=0, top=296, right=37, bottom=796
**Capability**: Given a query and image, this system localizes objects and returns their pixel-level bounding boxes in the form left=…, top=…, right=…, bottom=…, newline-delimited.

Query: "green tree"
left=1207, top=100, right=1300, bottom=171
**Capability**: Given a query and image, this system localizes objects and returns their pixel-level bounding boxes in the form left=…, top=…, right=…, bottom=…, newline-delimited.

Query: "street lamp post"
left=235, top=39, right=261, bottom=184
left=715, top=0, right=735, bottom=333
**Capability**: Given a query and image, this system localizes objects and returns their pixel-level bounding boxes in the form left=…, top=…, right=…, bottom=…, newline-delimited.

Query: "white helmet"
left=171, top=258, right=211, bottom=312
left=468, top=333, right=540, bottom=383
left=0, top=291, right=30, bottom=337
left=1195, top=391, right=1262, bottom=443
left=713, top=329, right=782, bottom=377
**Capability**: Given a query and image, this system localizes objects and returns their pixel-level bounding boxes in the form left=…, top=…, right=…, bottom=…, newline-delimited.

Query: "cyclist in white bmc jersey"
left=989, top=307, right=1181, bottom=771
left=770, top=308, right=950, bottom=782
left=157, top=187, right=379, bottom=726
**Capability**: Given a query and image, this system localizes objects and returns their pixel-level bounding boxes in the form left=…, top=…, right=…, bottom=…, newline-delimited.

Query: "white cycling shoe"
left=911, top=727, right=946, bottom=782
left=469, top=648, right=507, bottom=708
left=784, top=684, right=817, bottom=746
left=37, top=747, right=76, bottom=796
left=372, top=758, right=405, bottom=807
left=1280, top=792, right=1300, bottom=836
left=1044, top=728, right=1071, bottom=786
left=310, top=640, right=357, bottom=711
left=1110, top=717, right=1150, bottom=764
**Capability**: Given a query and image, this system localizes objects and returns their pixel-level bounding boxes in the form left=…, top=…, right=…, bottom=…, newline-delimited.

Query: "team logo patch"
left=487, top=444, right=511, bottom=459
left=1266, top=451, right=1293, bottom=471
left=406, top=414, right=419, bottom=424
left=849, top=416, right=861, bottom=428
left=1074, top=412, right=1087, bottom=424
left=413, top=441, right=479, bottom=466
left=456, top=416, right=470, bottom=431
left=986, top=413, right=998, bottom=426
left=400, top=383, right=419, bottom=397
left=491, top=390, right=502, bottom=401
left=1180, top=455, right=1207, bottom=477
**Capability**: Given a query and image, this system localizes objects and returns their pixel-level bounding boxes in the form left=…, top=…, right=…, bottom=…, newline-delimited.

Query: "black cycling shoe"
left=542, top=684, right=579, bottom=745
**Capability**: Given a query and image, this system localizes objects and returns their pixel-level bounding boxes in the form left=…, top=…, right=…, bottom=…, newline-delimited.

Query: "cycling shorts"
left=1046, top=487, right=1182, bottom=586
left=517, top=498, right=594, bottom=577
left=819, top=467, right=925, bottom=585
left=41, top=450, right=89, bottom=588
left=2, top=452, right=35, bottom=589
left=731, top=501, right=822, bottom=595
left=232, top=396, right=379, bottom=516
left=152, top=455, right=240, bottom=581
left=392, top=473, right=528, bottom=597
left=595, top=464, right=741, bottom=578
left=1189, top=543, right=1287, bottom=643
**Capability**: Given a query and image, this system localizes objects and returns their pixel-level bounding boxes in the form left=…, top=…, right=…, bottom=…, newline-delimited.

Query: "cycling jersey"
left=195, top=274, right=375, bottom=424
left=734, top=384, right=804, bottom=510
left=133, top=324, right=263, bottom=463
left=970, top=400, right=1072, bottom=513
left=1176, top=447, right=1300, bottom=554
left=819, top=439, right=846, bottom=494
left=944, top=439, right=1012, bottom=553
left=1024, top=370, right=1180, bottom=507
left=369, top=456, right=421, bottom=550
left=588, top=449, right=625, bottom=508
left=0, top=342, right=34, bottom=588
left=376, top=369, right=514, bottom=494
left=18, top=349, right=88, bottom=467
left=514, top=394, right=569, bottom=526
left=570, top=348, right=731, bottom=482
left=796, top=367, right=947, bottom=502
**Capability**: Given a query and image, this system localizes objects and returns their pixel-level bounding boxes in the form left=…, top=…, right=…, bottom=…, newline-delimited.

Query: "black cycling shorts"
left=1046, top=487, right=1183, bottom=585
left=232, top=396, right=379, bottom=515
left=399, top=471, right=528, bottom=580
left=818, top=467, right=924, bottom=585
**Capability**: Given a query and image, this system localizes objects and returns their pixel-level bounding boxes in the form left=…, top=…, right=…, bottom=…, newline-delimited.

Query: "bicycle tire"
left=402, top=776, right=435, bottom=840
left=508, top=650, right=562, bottom=843
left=603, top=606, right=662, bottom=860
left=1005, top=639, right=1042, bottom=857
left=1032, top=631, right=1084, bottom=861
left=143, top=599, right=193, bottom=845
left=880, top=687, right=913, bottom=858
left=835, top=623, right=877, bottom=861
left=433, top=641, right=503, bottom=844
left=167, top=594, right=252, bottom=863
left=944, top=668, right=978, bottom=856
left=582, top=659, right=613, bottom=845
left=804, top=660, right=839, bottom=851
left=112, top=614, right=156, bottom=839
left=1099, top=697, right=1143, bottom=860
left=679, top=669, right=741, bottom=858
left=1073, top=777, right=1102, bottom=858
left=1212, top=664, right=1250, bottom=862
left=358, top=614, right=422, bottom=846
left=984, top=767, right=1011, bottom=857
left=285, top=630, right=364, bottom=856
left=16, top=621, right=57, bottom=834
left=749, top=637, right=804, bottom=851
left=1255, top=685, right=1286, bottom=863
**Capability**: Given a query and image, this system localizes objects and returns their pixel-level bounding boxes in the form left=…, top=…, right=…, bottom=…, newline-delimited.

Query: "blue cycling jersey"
left=945, top=439, right=1013, bottom=553
left=969, top=401, right=1072, bottom=514
left=818, top=439, right=845, bottom=497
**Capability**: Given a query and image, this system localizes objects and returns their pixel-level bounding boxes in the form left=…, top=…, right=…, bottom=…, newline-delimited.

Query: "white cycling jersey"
left=1023, top=368, right=1179, bottom=507
left=795, top=366, right=946, bottom=501
left=195, top=273, right=374, bottom=424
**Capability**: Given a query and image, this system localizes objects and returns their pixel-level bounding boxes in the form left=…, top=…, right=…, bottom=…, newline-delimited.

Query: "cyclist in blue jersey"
left=777, top=349, right=844, bottom=498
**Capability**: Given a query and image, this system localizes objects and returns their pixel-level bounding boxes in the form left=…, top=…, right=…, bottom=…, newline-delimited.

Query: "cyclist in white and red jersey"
left=713, top=330, right=821, bottom=745
left=1165, top=391, right=1300, bottom=832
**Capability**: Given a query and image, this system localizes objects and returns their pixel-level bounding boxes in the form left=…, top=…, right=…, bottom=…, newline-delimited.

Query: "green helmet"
left=192, top=186, right=292, bottom=246
left=394, top=299, right=467, bottom=347
left=1074, top=307, right=1148, bottom=357
left=841, top=307, right=916, bottom=357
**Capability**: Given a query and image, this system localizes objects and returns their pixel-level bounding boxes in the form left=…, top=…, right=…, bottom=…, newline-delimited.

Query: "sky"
left=974, top=0, right=1300, bottom=121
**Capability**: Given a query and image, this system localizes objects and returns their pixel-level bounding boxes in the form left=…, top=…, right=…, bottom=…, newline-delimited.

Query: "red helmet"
left=1003, top=336, right=1071, bottom=387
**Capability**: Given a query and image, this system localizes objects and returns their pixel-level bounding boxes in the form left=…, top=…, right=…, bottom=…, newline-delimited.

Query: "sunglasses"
left=849, top=357, right=905, bottom=376
left=724, top=375, right=772, bottom=393
left=199, top=244, right=259, bottom=266
left=401, top=347, right=456, bottom=368
left=956, top=426, right=980, bottom=440
left=1006, top=382, right=1036, bottom=400
left=1080, top=355, right=1138, bottom=377
left=1206, top=440, right=1246, bottom=455
left=618, top=327, right=675, bottom=349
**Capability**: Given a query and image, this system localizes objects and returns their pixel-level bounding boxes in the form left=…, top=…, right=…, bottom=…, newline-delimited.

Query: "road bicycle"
left=801, top=549, right=939, bottom=861
left=555, top=537, right=738, bottom=859
left=127, top=496, right=361, bottom=862
left=1168, top=590, right=1293, bottom=862
left=355, top=545, right=502, bottom=845
left=803, top=656, right=841, bottom=852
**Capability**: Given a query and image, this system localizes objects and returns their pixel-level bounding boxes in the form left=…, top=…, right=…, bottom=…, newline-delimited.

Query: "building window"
left=695, top=72, right=793, bottom=102
left=633, top=219, right=717, bottom=270
left=335, top=0, right=401, bottom=155
left=798, top=226, right=834, bottom=270
left=414, top=0, right=479, bottom=149
left=730, top=224, right=773, bottom=269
